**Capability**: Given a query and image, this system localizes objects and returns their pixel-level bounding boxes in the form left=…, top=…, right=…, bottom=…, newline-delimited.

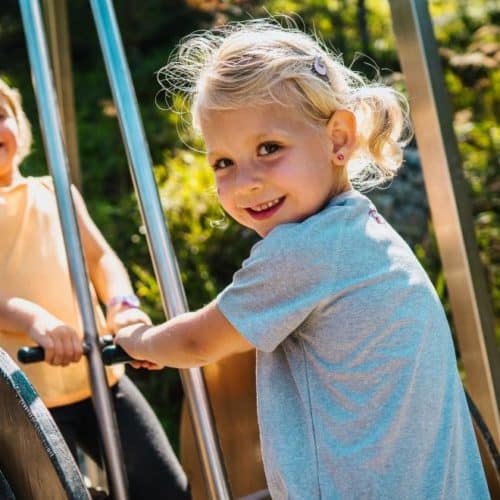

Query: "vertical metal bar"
left=88, top=1, right=232, bottom=499
left=388, top=0, right=500, bottom=445
left=42, top=0, right=82, bottom=191
left=17, top=2, right=129, bottom=498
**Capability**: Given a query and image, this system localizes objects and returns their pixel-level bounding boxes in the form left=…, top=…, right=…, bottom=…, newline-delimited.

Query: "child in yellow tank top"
left=0, top=78, right=189, bottom=499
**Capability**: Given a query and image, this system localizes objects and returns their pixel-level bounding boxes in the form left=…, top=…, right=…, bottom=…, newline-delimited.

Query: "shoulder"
left=25, top=176, right=57, bottom=205
left=37, top=177, right=85, bottom=207
left=31, top=175, right=53, bottom=191
left=236, top=191, right=365, bottom=285
left=262, top=190, right=366, bottom=256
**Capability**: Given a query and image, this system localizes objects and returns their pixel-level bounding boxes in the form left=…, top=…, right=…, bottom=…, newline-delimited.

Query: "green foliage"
left=435, top=9, right=500, bottom=339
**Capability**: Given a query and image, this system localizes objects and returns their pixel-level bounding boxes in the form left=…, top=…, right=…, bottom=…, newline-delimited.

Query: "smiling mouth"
left=245, top=196, right=285, bottom=220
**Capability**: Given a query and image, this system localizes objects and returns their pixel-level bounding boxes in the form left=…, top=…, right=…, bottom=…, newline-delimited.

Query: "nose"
left=234, top=162, right=263, bottom=195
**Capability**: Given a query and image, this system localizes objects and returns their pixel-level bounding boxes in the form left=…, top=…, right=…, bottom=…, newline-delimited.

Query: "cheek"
left=214, top=179, right=231, bottom=209
left=1, top=125, right=19, bottom=152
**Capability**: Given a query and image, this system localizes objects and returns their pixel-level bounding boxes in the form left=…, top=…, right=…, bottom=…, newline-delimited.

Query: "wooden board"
left=180, top=351, right=268, bottom=499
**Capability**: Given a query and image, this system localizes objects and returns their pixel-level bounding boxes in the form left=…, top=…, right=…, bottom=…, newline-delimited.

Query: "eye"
left=212, top=158, right=233, bottom=171
left=257, top=142, right=281, bottom=156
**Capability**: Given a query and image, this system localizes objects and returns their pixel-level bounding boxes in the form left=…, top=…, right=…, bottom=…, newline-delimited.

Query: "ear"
left=326, top=110, right=357, bottom=166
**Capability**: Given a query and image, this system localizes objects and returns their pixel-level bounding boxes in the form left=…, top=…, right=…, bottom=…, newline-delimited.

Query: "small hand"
left=106, top=306, right=152, bottom=334
left=28, top=311, right=83, bottom=366
left=115, top=323, right=161, bottom=370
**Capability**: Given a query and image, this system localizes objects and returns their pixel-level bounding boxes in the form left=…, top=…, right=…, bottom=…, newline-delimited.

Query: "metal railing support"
left=88, top=1, right=232, bottom=498
left=388, top=0, right=500, bottom=445
left=18, top=1, right=129, bottom=498
left=42, top=0, right=82, bottom=191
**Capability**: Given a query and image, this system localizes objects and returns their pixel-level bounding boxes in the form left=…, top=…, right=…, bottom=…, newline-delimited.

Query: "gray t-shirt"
left=217, top=190, right=488, bottom=499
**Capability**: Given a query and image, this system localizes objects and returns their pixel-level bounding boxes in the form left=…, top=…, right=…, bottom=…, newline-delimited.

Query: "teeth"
left=252, top=198, right=281, bottom=212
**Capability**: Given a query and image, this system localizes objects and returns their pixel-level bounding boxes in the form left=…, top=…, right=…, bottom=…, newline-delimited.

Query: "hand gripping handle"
left=17, top=335, right=115, bottom=364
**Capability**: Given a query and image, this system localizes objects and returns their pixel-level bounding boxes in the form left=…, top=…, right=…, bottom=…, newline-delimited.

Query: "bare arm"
left=0, top=293, right=82, bottom=365
left=72, top=187, right=150, bottom=331
left=0, top=294, right=44, bottom=334
left=115, top=300, right=254, bottom=369
left=73, top=186, right=134, bottom=303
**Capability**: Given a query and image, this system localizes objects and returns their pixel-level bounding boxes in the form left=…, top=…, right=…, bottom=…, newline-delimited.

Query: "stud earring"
left=337, top=153, right=345, bottom=161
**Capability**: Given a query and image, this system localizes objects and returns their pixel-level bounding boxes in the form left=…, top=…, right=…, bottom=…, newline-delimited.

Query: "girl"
left=0, top=77, right=189, bottom=499
left=116, top=20, right=488, bottom=499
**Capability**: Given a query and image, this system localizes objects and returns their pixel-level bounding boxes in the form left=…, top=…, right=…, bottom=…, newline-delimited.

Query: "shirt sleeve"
left=216, top=224, right=330, bottom=352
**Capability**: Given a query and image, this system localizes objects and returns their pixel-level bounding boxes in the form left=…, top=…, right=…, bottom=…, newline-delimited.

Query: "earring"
left=336, top=153, right=345, bottom=161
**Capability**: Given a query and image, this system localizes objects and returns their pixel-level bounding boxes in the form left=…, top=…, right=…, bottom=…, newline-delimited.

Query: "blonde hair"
left=158, top=19, right=412, bottom=190
left=0, top=77, right=33, bottom=166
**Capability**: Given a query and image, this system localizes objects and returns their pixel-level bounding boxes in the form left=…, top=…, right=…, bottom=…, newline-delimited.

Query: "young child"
left=0, top=77, right=189, bottom=499
left=115, top=21, right=489, bottom=499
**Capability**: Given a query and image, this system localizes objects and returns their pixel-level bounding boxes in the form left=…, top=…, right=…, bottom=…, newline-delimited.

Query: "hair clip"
left=312, top=55, right=329, bottom=81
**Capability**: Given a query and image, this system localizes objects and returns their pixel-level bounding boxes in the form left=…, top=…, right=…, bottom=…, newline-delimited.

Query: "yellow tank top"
left=0, top=176, right=123, bottom=407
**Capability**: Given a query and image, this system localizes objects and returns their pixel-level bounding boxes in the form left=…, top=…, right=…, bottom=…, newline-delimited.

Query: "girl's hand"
left=115, top=323, right=161, bottom=370
left=28, top=311, right=83, bottom=366
left=106, top=306, right=152, bottom=334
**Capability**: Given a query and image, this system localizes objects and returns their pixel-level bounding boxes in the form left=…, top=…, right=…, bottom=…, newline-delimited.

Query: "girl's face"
left=0, top=94, right=20, bottom=186
left=201, top=102, right=348, bottom=237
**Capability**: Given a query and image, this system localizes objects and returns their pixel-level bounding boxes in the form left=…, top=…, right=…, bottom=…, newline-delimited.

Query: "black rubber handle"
left=17, top=335, right=116, bottom=364
left=99, top=335, right=114, bottom=348
left=101, top=345, right=134, bottom=365
left=17, top=346, right=45, bottom=364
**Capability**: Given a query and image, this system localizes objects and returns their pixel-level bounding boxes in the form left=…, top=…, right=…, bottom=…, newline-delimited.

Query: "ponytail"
left=349, top=85, right=412, bottom=190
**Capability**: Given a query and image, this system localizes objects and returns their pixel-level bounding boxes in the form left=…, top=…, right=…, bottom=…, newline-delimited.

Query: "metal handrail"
left=18, top=1, right=129, bottom=498
left=388, top=0, right=500, bottom=446
left=89, top=1, right=231, bottom=498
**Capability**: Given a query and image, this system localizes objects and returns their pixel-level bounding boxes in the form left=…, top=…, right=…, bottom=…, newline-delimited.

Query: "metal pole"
left=388, top=0, right=500, bottom=445
left=42, top=0, right=83, bottom=191
left=18, top=2, right=129, bottom=498
left=88, top=1, right=232, bottom=499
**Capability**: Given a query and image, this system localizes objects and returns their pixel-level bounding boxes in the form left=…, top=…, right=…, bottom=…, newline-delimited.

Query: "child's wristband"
left=107, top=294, right=141, bottom=310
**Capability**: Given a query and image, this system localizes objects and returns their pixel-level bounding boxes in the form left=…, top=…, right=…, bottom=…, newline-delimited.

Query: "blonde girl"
left=116, top=20, right=488, bottom=499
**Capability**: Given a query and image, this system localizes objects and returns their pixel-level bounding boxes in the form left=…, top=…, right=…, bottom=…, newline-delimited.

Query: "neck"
left=0, top=166, right=23, bottom=187
left=329, top=170, right=352, bottom=200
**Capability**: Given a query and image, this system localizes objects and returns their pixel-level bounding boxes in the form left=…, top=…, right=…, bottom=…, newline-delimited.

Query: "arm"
left=73, top=186, right=133, bottom=304
left=115, top=300, right=254, bottom=369
left=0, top=293, right=83, bottom=365
left=72, top=187, right=150, bottom=331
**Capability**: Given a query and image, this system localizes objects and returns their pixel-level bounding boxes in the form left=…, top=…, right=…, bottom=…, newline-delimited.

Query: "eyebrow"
left=255, top=129, right=290, bottom=140
left=206, top=129, right=291, bottom=158
left=206, top=150, right=226, bottom=163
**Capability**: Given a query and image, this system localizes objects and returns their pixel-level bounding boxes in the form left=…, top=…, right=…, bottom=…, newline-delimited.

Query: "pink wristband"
left=107, top=294, right=140, bottom=309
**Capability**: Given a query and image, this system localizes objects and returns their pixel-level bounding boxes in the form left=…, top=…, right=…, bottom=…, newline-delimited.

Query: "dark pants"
left=50, top=376, right=190, bottom=500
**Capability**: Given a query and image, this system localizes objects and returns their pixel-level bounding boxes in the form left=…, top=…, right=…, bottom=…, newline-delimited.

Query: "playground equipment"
left=0, top=349, right=90, bottom=500
left=1, top=0, right=498, bottom=498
